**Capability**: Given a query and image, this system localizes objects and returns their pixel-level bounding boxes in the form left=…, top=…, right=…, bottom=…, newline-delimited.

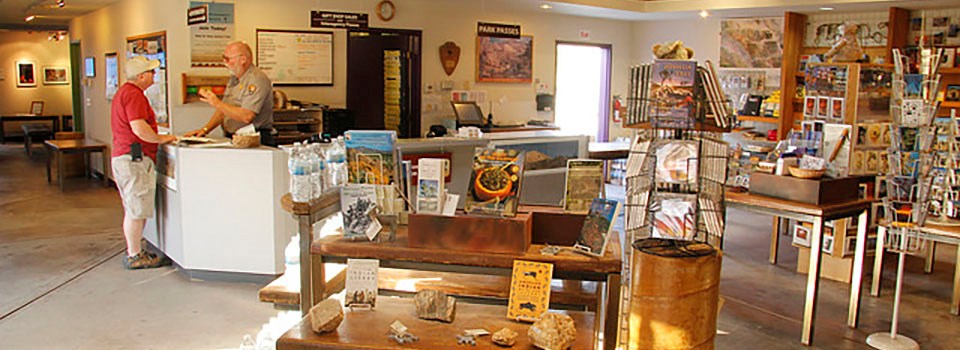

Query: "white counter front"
left=145, top=143, right=295, bottom=276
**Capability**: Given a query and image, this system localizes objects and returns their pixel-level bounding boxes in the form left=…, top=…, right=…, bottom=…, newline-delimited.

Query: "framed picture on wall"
left=84, top=57, right=95, bottom=77
left=16, top=61, right=36, bottom=87
left=43, top=66, right=69, bottom=85
left=30, top=101, right=44, bottom=115
left=105, top=52, right=119, bottom=100
left=476, top=35, right=533, bottom=83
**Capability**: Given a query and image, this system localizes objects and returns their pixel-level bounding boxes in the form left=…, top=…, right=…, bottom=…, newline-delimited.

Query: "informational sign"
left=311, top=11, right=368, bottom=29
left=477, top=22, right=521, bottom=38
left=126, top=31, right=169, bottom=130
left=189, top=1, right=234, bottom=68
left=256, top=29, right=334, bottom=86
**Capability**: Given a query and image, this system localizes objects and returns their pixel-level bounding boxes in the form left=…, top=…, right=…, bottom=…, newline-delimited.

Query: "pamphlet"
left=345, top=130, right=397, bottom=185
left=341, top=184, right=380, bottom=240
left=573, top=198, right=621, bottom=256
left=507, top=260, right=553, bottom=322
left=416, top=158, right=446, bottom=215
left=563, top=159, right=604, bottom=213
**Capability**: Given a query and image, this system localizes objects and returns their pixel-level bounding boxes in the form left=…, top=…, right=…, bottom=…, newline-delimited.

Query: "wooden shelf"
left=738, top=115, right=779, bottom=123
left=624, top=120, right=731, bottom=133
left=942, top=101, right=960, bottom=109
left=941, top=67, right=960, bottom=74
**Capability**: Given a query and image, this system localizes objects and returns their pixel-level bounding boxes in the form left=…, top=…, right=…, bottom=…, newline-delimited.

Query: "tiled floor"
left=1, top=142, right=958, bottom=349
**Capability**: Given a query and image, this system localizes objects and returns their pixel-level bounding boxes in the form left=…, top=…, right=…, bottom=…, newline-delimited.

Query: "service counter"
left=144, top=141, right=295, bottom=277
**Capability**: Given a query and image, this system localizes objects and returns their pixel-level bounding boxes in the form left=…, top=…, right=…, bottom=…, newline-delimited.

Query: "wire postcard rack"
left=617, top=58, right=733, bottom=349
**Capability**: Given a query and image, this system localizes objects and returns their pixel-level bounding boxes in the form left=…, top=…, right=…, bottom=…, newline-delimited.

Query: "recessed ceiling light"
left=25, top=15, right=35, bottom=22
left=540, top=3, right=552, bottom=10
left=819, top=6, right=835, bottom=11
left=699, top=10, right=709, bottom=18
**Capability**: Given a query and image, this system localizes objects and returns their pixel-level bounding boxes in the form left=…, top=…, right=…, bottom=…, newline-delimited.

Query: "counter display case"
left=490, top=135, right=589, bottom=206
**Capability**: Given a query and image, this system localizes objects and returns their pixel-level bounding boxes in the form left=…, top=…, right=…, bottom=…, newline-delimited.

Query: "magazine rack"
left=867, top=48, right=944, bottom=350
left=618, top=59, right=733, bottom=349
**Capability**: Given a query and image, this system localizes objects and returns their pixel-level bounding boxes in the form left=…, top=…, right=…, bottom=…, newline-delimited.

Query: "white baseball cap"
left=125, top=56, right=160, bottom=79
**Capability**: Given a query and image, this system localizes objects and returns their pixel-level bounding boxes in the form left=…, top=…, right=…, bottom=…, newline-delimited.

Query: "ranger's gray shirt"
left=222, top=65, right=273, bottom=134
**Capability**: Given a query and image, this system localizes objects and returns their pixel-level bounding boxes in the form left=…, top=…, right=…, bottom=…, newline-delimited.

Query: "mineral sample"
left=528, top=313, right=576, bottom=350
left=309, top=298, right=344, bottom=333
left=492, top=327, right=518, bottom=347
left=414, top=289, right=457, bottom=322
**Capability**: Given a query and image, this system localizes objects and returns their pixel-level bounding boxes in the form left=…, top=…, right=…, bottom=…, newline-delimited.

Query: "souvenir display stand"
left=866, top=48, right=943, bottom=350
left=620, top=59, right=732, bottom=349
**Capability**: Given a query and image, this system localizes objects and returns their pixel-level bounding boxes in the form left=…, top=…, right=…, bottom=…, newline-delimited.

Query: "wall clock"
left=377, top=0, right=396, bottom=21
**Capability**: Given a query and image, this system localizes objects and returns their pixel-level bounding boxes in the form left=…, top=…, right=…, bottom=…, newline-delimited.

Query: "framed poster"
left=16, top=61, right=36, bottom=87
left=30, top=101, right=44, bottom=115
left=476, top=35, right=533, bottom=83
left=105, top=52, right=119, bottom=100
left=43, top=66, right=69, bottom=85
left=126, top=31, right=169, bottom=128
left=720, top=18, right=783, bottom=68
left=256, top=29, right=333, bottom=85
left=84, top=57, right=95, bottom=77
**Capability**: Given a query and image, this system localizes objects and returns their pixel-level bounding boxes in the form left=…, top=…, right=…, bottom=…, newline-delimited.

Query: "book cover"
left=507, top=260, right=554, bottom=322
left=903, top=74, right=923, bottom=99
left=341, top=184, right=381, bottom=240
left=564, top=159, right=604, bottom=213
left=464, top=147, right=525, bottom=217
left=345, top=258, right=379, bottom=308
left=655, top=141, right=699, bottom=185
left=416, top=158, right=447, bottom=215
left=574, top=198, right=621, bottom=256
left=652, top=193, right=697, bottom=240
left=345, top=130, right=397, bottom=185
left=647, top=59, right=697, bottom=129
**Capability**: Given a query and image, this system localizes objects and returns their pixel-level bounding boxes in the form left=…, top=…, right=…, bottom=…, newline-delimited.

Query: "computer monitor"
left=451, top=101, right=486, bottom=127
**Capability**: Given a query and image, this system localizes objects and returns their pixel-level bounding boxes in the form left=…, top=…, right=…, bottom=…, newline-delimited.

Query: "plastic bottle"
left=326, top=137, right=347, bottom=187
left=255, top=325, right=275, bottom=350
left=307, top=143, right=324, bottom=199
left=283, top=235, right=300, bottom=289
left=290, top=142, right=312, bottom=202
left=239, top=334, right=256, bottom=350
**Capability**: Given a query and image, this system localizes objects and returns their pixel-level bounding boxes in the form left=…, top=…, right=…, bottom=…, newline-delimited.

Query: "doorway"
left=554, top=41, right=611, bottom=141
left=347, top=28, right=422, bottom=138
left=69, top=41, right=82, bottom=131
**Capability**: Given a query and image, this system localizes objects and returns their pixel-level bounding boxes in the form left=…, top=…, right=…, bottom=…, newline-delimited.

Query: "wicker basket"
left=232, top=133, right=260, bottom=148
left=755, top=162, right=776, bottom=174
left=787, top=166, right=825, bottom=179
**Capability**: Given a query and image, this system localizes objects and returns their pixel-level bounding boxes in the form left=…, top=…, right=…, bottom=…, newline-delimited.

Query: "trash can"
left=629, top=238, right=722, bottom=350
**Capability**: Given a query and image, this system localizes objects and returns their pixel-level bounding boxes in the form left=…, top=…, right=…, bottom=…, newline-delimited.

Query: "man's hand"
left=199, top=89, right=221, bottom=107
left=184, top=129, right=205, bottom=137
left=158, top=134, right=178, bottom=144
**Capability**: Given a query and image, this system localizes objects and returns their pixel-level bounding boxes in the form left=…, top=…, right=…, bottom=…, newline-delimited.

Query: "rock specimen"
left=492, top=328, right=518, bottom=347
left=309, top=298, right=344, bottom=333
left=413, top=289, right=457, bottom=323
left=528, top=313, right=576, bottom=350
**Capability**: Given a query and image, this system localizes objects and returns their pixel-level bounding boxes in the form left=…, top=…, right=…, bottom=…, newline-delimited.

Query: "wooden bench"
left=277, top=296, right=596, bottom=350
left=22, top=123, right=52, bottom=156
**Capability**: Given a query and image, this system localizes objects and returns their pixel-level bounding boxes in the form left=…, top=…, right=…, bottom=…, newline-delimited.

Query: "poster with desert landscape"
left=720, top=18, right=783, bottom=68
left=477, top=35, right=533, bottom=83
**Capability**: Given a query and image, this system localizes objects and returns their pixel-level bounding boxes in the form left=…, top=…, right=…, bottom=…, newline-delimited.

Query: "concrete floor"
left=1, top=142, right=959, bottom=349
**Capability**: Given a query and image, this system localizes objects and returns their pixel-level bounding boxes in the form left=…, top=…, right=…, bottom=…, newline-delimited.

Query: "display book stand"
left=618, top=59, right=733, bottom=349
left=867, top=48, right=945, bottom=350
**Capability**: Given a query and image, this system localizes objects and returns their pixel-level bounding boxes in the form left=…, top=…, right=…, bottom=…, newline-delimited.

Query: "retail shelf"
left=737, top=115, right=779, bottom=123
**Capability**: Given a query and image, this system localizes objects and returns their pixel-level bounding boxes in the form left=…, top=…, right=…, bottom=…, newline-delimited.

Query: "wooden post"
left=778, top=12, right=807, bottom=141
left=886, top=7, right=910, bottom=64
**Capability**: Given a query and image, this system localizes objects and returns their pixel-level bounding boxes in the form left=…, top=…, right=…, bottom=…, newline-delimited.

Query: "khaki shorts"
left=112, top=155, right=156, bottom=219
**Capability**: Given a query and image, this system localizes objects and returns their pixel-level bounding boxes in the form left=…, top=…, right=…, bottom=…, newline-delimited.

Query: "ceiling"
left=3, top=0, right=960, bottom=31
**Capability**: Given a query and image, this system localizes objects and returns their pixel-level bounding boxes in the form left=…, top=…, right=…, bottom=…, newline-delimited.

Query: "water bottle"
left=326, top=137, right=347, bottom=187
left=290, top=142, right=312, bottom=202
left=239, top=334, right=256, bottom=350
left=256, top=325, right=275, bottom=350
left=284, top=235, right=300, bottom=289
left=308, top=144, right=324, bottom=199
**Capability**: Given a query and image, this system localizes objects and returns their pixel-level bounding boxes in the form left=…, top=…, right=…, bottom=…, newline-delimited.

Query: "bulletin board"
left=256, top=29, right=333, bottom=86
left=126, top=31, right=170, bottom=128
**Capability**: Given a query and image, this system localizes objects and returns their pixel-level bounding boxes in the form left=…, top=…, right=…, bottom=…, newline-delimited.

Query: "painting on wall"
left=720, top=18, right=784, bottom=68
left=43, top=67, right=69, bottom=85
left=476, top=35, right=533, bottom=83
left=16, top=61, right=36, bottom=87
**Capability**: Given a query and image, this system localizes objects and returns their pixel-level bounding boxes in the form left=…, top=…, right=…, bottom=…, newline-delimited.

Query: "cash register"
left=451, top=101, right=491, bottom=130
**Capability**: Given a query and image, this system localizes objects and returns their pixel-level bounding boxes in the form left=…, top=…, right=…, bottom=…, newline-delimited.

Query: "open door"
left=347, top=28, right=422, bottom=138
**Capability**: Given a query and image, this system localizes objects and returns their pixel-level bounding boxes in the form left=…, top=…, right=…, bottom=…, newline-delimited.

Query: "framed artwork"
left=16, top=61, right=36, bottom=87
left=30, top=101, right=44, bottom=115
left=42, top=66, right=69, bottom=85
left=476, top=35, right=533, bottom=83
left=105, top=52, right=119, bottom=100
left=720, top=18, right=784, bottom=68
left=793, top=223, right=810, bottom=247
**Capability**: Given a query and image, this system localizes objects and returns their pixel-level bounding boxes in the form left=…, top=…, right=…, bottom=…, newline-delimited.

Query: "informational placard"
left=310, top=11, right=368, bottom=29
left=477, top=22, right=521, bottom=38
left=126, top=31, right=169, bottom=130
left=256, top=29, right=333, bottom=86
left=105, top=52, right=118, bottom=100
left=189, top=1, right=234, bottom=68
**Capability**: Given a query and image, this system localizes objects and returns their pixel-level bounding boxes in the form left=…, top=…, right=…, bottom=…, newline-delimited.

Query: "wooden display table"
left=43, top=139, right=108, bottom=192
left=870, top=224, right=960, bottom=315
left=277, top=297, right=596, bottom=350
left=725, top=190, right=872, bottom=346
left=0, top=114, right=62, bottom=143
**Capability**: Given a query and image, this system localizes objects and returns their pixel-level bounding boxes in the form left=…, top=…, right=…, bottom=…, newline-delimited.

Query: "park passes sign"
left=477, top=22, right=520, bottom=39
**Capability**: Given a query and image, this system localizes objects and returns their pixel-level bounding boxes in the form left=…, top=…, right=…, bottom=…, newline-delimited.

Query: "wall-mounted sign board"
left=256, top=29, right=334, bottom=86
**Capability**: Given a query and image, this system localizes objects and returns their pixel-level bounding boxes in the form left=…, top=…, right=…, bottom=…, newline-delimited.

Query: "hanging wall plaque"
left=439, top=41, right=460, bottom=76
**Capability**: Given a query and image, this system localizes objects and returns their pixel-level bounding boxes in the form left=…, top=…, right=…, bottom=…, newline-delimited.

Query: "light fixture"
left=25, top=15, right=36, bottom=22
left=819, top=6, right=835, bottom=11
left=699, top=10, right=709, bottom=18
left=540, top=3, right=552, bottom=10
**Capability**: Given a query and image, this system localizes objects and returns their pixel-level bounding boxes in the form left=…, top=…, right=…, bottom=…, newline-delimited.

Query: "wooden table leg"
left=57, top=149, right=64, bottom=192
left=871, top=226, right=886, bottom=297
left=847, top=210, right=868, bottom=328
left=952, top=244, right=960, bottom=316
left=801, top=216, right=824, bottom=346
left=770, top=216, right=781, bottom=265
left=298, top=214, right=314, bottom=317
left=600, top=273, right=620, bottom=350
left=46, top=144, right=52, bottom=183
left=0, top=119, right=6, bottom=144
left=924, top=242, right=936, bottom=274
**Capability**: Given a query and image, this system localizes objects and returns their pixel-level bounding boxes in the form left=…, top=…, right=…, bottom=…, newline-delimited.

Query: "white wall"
left=70, top=0, right=637, bottom=142
left=0, top=31, right=72, bottom=116
left=631, top=18, right=722, bottom=67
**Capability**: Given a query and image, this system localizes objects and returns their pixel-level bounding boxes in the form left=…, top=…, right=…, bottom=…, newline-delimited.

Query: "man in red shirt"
left=111, top=56, right=177, bottom=269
